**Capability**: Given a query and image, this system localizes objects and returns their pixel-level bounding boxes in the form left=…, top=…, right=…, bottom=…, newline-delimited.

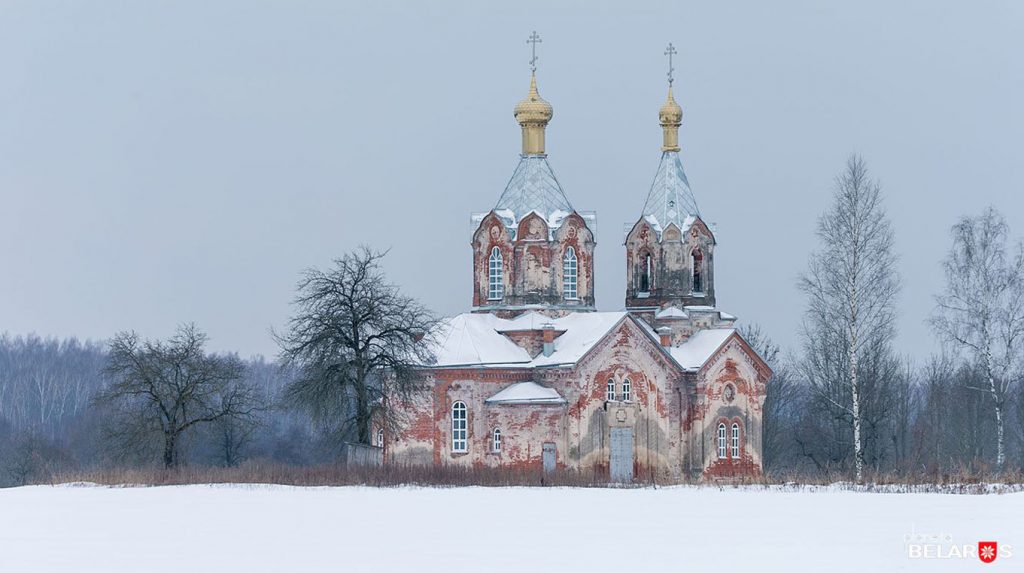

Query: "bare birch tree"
left=798, top=155, right=900, bottom=482
left=276, top=247, right=436, bottom=445
left=929, top=207, right=1024, bottom=470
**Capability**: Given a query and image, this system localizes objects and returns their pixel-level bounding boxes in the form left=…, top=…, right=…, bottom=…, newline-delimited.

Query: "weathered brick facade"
left=387, top=311, right=770, bottom=481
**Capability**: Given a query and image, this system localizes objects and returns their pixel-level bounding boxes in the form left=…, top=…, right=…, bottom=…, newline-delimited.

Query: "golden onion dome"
left=659, top=86, right=683, bottom=152
left=514, top=73, right=552, bottom=155
left=659, top=87, right=683, bottom=126
left=514, top=73, right=553, bottom=126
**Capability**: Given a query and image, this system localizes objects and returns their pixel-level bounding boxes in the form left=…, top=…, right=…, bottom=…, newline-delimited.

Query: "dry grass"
left=37, top=461, right=1024, bottom=491
left=45, top=461, right=644, bottom=488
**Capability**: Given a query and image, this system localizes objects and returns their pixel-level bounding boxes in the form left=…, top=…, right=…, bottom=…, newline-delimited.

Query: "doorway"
left=609, top=427, right=634, bottom=482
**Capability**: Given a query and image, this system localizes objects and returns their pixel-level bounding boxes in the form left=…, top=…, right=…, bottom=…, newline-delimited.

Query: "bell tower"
left=470, top=33, right=596, bottom=318
left=625, top=45, right=718, bottom=318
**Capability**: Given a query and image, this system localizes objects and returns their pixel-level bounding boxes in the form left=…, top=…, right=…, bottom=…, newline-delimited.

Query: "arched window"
left=731, top=423, right=741, bottom=459
left=692, top=249, right=704, bottom=293
left=492, top=428, right=502, bottom=453
left=451, top=401, right=468, bottom=452
left=563, top=247, right=578, bottom=300
left=488, top=247, right=504, bottom=300
left=622, top=378, right=632, bottom=402
left=639, top=252, right=652, bottom=292
left=717, top=423, right=727, bottom=459
left=606, top=379, right=616, bottom=402
left=376, top=428, right=384, bottom=448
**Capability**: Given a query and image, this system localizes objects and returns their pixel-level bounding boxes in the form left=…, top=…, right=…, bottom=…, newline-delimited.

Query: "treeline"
left=756, top=156, right=1024, bottom=480
left=0, top=247, right=433, bottom=487
left=2, top=327, right=1021, bottom=486
left=753, top=329, right=1024, bottom=478
left=0, top=334, right=337, bottom=486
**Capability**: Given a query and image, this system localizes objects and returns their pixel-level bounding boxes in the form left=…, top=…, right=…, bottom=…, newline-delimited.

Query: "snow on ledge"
left=485, top=381, right=567, bottom=405
left=655, top=306, right=689, bottom=319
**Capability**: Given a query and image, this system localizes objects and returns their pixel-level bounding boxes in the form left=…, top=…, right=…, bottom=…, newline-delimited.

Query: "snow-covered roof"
left=427, top=311, right=628, bottom=368
left=641, top=151, right=700, bottom=237
left=427, top=313, right=532, bottom=367
left=492, top=155, right=574, bottom=230
left=655, top=306, right=689, bottom=320
left=669, top=328, right=735, bottom=371
left=485, top=381, right=567, bottom=405
left=426, top=310, right=739, bottom=373
left=531, top=312, right=627, bottom=367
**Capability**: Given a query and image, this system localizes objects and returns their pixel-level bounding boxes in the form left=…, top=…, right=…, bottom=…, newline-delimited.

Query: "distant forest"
left=0, top=335, right=324, bottom=486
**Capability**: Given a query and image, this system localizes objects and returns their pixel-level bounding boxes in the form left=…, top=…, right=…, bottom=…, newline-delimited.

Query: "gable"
left=573, top=314, right=684, bottom=376
left=472, top=211, right=512, bottom=246
left=553, top=211, right=594, bottom=243
left=698, top=331, right=772, bottom=382
left=516, top=211, right=549, bottom=242
left=624, top=217, right=657, bottom=246
left=687, top=216, right=716, bottom=246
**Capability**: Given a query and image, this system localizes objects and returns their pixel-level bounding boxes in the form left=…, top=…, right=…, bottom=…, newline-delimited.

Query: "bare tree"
left=98, top=324, right=264, bottom=468
left=930, top=207, right=1024, bottom=470
left=913, top=356, right=995, bottom=472
left=738, top=324, right=802, bottom=472
left=798, top=155, right=900, bottom=482
left=887, top=358, right=918, bottom=472
left=276, top=247, right=436, bottom=446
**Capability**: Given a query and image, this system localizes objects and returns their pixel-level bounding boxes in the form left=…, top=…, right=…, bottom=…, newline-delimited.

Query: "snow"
left=655, top=306, right=689, bottom=319
left=529, top=312, right=626, bottom=367
left=485, top=381, right=566, bottom=404
left=671, top=328, right=735, bottom=370
left=429, top=313, right=532, bottom=367
left=430, top=312, right=742, bottom=372
left=429, top=311, right=628, bottom=368
left=0, top=484, right=1018, bottom=572
left=492, top=310, right=553, bottom=332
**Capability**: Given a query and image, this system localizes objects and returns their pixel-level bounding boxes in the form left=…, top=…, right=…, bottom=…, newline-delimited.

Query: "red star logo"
left=979, top=541, right=998, bottom=564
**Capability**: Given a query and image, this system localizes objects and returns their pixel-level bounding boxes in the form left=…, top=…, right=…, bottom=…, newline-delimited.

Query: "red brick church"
left=387, top=50, right=771, bottom=481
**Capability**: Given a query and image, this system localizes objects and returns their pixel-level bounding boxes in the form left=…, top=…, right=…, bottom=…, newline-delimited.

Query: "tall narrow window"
left=376, top=428, right=384, bottom=448
left=563, top=247, right=578, bottom=300
left=488, top=247, right=504, bottom=300
left=606, top=379, right=616, bottom=402
left=451, top=401, right=467, bottom=452
left=717, top=423, right=727, bottom=459
left=692, top=250, right=704, bottom=293
left=492, top=428, right=502, bottom=453
left=731, top=423, right=740, bottom=459
left=622, top=378, right=632, bottom=402
left=639, top=253, right=652, bottom=292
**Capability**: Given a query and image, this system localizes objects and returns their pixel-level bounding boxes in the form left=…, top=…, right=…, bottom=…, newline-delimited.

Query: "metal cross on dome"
left=528, top=31, right=542, bottom=73
left=664, top=42, right=677, bottom=86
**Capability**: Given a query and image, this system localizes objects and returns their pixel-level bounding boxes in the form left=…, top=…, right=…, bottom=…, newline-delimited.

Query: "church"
left=387, top=43, right=771, bottom=481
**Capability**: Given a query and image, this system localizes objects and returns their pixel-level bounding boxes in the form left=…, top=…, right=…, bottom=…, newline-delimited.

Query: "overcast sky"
left=1, top=1, right=1022, bottom=360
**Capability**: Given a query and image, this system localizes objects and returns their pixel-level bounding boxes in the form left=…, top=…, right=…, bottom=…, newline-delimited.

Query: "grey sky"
left=2, top=1, right=1022, bottom=360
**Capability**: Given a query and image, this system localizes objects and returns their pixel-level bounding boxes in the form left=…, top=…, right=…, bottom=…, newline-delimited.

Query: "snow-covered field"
left=0, top=484, right=1020, bottom=572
